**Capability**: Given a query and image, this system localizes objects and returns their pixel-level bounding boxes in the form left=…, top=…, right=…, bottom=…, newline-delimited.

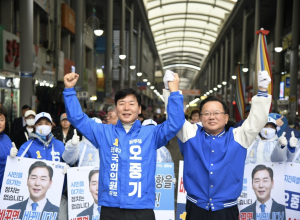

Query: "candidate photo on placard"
left=7, top=161, right=59, bottom=218
left=0, top=157, right=65, bottom=220
left=76, top=169, right=100, bottom=219
left=239, top=164, right=285, bottom=220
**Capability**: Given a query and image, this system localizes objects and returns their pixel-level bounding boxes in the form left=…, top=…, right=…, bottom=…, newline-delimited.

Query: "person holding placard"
left=0, top=107, right=14, bottom=193
left=63, top=71, right=184, bottom=220
left=245, top=115, right=288, bottom=164
left=62, top=118, right=101, bottom=167
left=163, top=70, right=272, bottom=220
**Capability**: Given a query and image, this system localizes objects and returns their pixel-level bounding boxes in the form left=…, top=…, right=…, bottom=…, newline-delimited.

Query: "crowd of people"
left=0, top=70, right=299, bottom=220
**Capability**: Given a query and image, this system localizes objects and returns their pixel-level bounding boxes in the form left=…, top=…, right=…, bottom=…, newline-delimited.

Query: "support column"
left=274, top=0, right=284, bottom=112
left=220, top=44, right=224, bottom=97
left=212, top=58, right=215, bottom=95
left=20, top=0, right=33, bottom=113
left=242, top=9, right=247, bottom=92
left=215, top=52, right=219, bottom=96
left=208, top=62, right=212, bottom=94
left=105, top=0, right=113, bottom=96
left=128, top=3, right=134, bottom=88
left=224, top=36, right=229, bottom=103
left=253, top=0, right=260, bottom=94
left=136, top=21, right=141, bottom=85
left=289, top=0, right=300, bottom=122
left=119, top=0, right=125, bottom=90
left=75, top=0, right=84, bottom=90
left=230, top=27, right=235, bottom=118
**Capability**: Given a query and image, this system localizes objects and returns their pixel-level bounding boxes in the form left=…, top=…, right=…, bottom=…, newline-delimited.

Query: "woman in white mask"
left=12, top=110, right=36, bottom=149
left=15, top=112, right=65, bottom=162
left=245, top=115, right=288, bottom=164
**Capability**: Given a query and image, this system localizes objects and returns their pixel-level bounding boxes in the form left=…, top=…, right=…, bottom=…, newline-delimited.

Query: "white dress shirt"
left=93, top=203, right=99, bottom=216
left=26, top=197, right=47, bottom=212
left=256, top=197, right=273, bottom=214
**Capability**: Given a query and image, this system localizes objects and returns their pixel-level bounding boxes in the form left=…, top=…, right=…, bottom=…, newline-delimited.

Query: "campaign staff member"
left=7, top=161, right=59, bottom=219
left=63, top=72, right=184, bottom=220
left=77, top=170, right=100, bottom=219
left=15, top=112, right=65, bottom=162
left=0, top=107, right=14, bottom=192
left=240, top=165, right=285, bottom=218
left=164, top=70, right=272, bottom=220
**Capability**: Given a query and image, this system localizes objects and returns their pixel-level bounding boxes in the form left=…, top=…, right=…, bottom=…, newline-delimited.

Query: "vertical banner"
left=0, top=157, right=65, bottom=220
left=285, top=162, right=300, bottom=220
left=176, top=160, right=187, bottom=220
left=238, top=162, right=285, bottom=220
left=67, top=167, right=100, bottom=220
left=154, top=163, right=175, bottom=220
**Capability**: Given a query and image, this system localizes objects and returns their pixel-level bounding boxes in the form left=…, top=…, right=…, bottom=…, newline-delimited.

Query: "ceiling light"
left=274, top=47, right=283, bottom=53
left=154, top=90, right=157, bottom=92
left=213, top=88, right=217, bottom=91
left=150, top=86, right=155, bottom=89
left=222, top=81, right=227, bottom=85
left=130, top=65, right=136, bottom=70
left=217, top=84, right=222, bottom=88
left=119, top=55, right=126, bottom=60
left=242, top=67, right=249, bottom=72
left=147, top=82, right=151, bottom=86
left=232, top=75, right=237, bottom=80
left=209, top=90, right=213, bottom=93
left=137, top=72, right=142, bottom=77
left=143, top=79, right=148, bottom=82
left=94, top=29, right=104, bottom=36
left=0, top=76, right=5, bottom=80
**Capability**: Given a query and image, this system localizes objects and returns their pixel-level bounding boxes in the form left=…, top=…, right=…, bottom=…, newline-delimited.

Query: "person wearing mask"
left=12, top=105, right=30, bottom=137
left=62, top=118, right=101, bottom=167
left=245, top=116, right=288, bottom=164
left=15, top=112, right=65, bottom=162
left=163, top=70, right=272, bottom=220
left=0, top=107, right=15, bottom=193
left=142, top=119, right=173, bottom=163
left=53, top=113, right=80, bottom=145
left=63, top=71, right=184, bottom=220
left=13, top=110, right=36, bottom=149
left=106, top=106, right=118, bottom=125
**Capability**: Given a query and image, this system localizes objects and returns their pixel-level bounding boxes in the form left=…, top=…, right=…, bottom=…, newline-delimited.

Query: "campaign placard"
left=238, top=162, right=286, bottom=220
left=154, top=163, right=175, bottom=220
left=285, top=162, right=300, bottom=220
left=67, top=166, right=100, bottom=220
left=0, top=157, right=65, bottom=220
left=176, top=160, right=187, bottom=220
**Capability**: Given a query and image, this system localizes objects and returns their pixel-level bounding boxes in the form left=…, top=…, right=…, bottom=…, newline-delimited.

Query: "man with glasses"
left=106, top=106, right=118, bottom=125
left=163, top=70, right=272, bottom=220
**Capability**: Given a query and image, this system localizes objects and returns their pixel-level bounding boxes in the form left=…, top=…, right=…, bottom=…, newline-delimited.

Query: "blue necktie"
left=31, top=203, right=38, bottom=211
left=260, top=204, right=266, bottom=213
left=97, top=206, right=101, bottom=214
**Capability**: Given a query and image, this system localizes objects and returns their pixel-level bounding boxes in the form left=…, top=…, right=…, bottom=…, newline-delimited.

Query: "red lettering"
left=12, top=210, right=20, bottom=220
left=5, top=209, right=13, bottom=220
left=0, top=209, right=5, bottom=220
left=179, top=177, right=186, bottom=193
left=239, top=212, right=253, bottom=220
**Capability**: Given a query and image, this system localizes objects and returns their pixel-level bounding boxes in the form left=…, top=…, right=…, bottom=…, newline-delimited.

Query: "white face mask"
left=260, top=128, right=276, bottom=139
left=26, top=119, right=35, bottom=126
left=36, top=125, right=52, bottom=136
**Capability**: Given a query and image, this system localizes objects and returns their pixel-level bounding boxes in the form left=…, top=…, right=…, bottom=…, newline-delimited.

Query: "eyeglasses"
left=200, top=111, right=226, bottom=117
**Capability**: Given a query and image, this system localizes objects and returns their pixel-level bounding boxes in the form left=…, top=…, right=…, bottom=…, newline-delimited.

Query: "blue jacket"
left=163, top=90, right=272, bottom=211
left=17, top=133, right=65, bottom=162
left=0, top=133, right=12, bottom=192
left=63, top=87, right=184, bottom=209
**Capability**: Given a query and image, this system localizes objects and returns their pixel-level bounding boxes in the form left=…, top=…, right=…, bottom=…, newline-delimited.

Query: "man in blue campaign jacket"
left=164, top=70, right=272, bottom=220
left=17, top=112, right=65, bottom=161
left=0, top=107, right=13, bottom=193
left=63, top=72, right=184, bottom=220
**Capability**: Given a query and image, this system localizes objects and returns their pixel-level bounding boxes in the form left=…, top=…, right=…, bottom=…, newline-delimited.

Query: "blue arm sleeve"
left=63, top=88, right=104, bottom=148
left=154, top=91, right=185, bottom=149
left=17, top=143, right=30, bottom=158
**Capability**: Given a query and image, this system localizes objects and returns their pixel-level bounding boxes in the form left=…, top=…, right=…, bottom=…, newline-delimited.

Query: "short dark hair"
left=0, top=107, right=6, bottom=118
left=22, top=105, right=31, bottom=110
left=115, top=88, right=141, bottom=106
left=88, top=170, right=99, bottom=184
left=141, top=104, right=146, bottom=111
left=199, top=96, right=228, bottom=113
left=251, top=164, right=273, bottom=182
left=28, top=161, right=53, bottom=180
left=190, top=109, right=200, bottom=118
